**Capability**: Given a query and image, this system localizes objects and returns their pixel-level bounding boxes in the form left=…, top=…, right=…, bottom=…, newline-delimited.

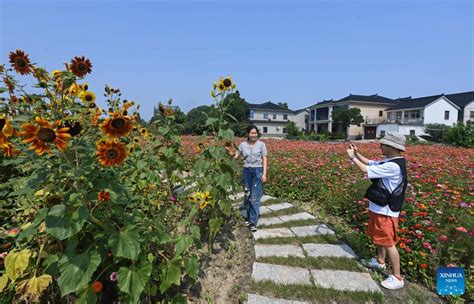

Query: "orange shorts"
left=367, top=211, right=399, bottom=247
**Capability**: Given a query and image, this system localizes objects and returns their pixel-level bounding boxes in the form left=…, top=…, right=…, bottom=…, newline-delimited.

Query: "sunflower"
left=9, top=49, right=33, bottom=75
left=0, top=115, right=15, bottom=146
left=217, top=81, right=226, bottom=92
left=133, top=137, right=140, bottom=144
left=61, top=121, right=82, bottom=137
left=69, top=56, right=92, bottom=78
left=222, top=77, right=232, bottom=88
left=1, top=143, right=17, bottom=157
left=96, top=141, right=127, bottom=167
left=80, top=91, right=96, bottom=103
left=140, top=128, right=148, bottom=137
left=100, top=112, right=133, bottom=138
left=21, top=117, right=71, bottom=155
left=51, top=70, right=62, bottom=79
left=199, top=200, right=209, bottom=210
left=67, top=83, right=82, bottom=96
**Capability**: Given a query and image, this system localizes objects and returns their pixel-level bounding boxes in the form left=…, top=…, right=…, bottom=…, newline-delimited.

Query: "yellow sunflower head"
left=100, top=113, right=134, bottom=138
left=96, top=140, right=127, bottom=167
left=21, top=117, right=71, bottom=155
left=80, top=91, right=96, bottom=103
left=67, top=83, right=82, bottom=96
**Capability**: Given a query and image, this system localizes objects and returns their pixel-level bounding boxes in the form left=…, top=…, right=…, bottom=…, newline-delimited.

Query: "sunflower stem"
left=89, top=213, right=105, bottom=230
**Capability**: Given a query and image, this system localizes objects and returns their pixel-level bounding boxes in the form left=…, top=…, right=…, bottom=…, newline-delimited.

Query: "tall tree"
left=222, top=91, right=249, bottom=137
left=183, top=105, right=214, bottom=135
left=331, top=108, right=364, bottom=139
left=278, top=102, right=289, bottom=109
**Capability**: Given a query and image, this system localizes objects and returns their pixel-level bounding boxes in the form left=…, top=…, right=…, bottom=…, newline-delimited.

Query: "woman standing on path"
left=234, top=125, right=268, bottom=232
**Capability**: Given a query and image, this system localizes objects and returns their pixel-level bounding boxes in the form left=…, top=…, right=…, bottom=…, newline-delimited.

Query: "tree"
left=331, top=108, right=364, bottom=139
left=285, top=121, right=302, bottom=140
left=278, top=102, right=289, bottom=109
left=222, top=91, right=249, bottom=137
left=183, top=105, right=214, bottom=135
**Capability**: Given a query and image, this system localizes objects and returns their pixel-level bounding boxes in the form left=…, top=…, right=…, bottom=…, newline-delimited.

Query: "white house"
left=445, top=91, right=474, bottom=125
left=247, top=102, right=308, bottom=138
left=378, top=94, right=460, bottom=137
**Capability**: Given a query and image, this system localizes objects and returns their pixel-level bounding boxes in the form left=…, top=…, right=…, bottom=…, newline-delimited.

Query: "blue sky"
left=1, top=0, right=472, bottom=120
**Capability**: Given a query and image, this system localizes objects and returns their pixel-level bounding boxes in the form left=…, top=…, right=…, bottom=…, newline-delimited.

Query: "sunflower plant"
left=0, top=51, right=235, bottom=303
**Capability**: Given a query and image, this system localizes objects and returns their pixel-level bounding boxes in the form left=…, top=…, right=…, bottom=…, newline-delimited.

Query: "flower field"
left=244, top=139, right=473, bottom=301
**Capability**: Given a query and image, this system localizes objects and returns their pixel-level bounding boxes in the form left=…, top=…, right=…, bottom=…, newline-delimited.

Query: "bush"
left=425, top=123, right=450, bottom=143
left=443, top=122, right=474, bottom=148
left=303, top=133, right=329, bottom=142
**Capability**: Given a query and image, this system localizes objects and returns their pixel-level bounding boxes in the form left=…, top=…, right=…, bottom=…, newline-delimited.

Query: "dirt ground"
left=189, top=216, right=254, bottom=303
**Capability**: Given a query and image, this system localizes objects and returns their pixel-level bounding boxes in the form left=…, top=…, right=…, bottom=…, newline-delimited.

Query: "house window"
left=283, top=114, right=288, bottom=120
left=379, top=111, right=383, bottom=117
left=444, top=111, right=449, bottom=120
left=310, top=110, right=315, bottom=121
left=263, top=127, right=268, bottom=133
left=470, top=111, right=474, bottom=119
left=273, top=114, right=277, bottom=119
left=410, top=130, right=415, bottom=136
left=249, top=110, right=255, bottom=119
left=380, top=130, right=385, bottom=137
left=283, top=128, right=287, bottom=133
left=263, top=113, right=268, bottom=119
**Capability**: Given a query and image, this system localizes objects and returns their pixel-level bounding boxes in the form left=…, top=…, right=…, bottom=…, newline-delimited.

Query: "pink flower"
left=447, top=263, right=456, bottom=267
left=430, top=248, right=438, bottom=255
left=168, top=195, right=176, bottom=202
left=455, top=226, right=468, bottom=233
left=438, top=235, right=448, bottom=241
left=110, top=272, right=118, bottom=282
left=6, top=227, right=20, bottom=237
left=0, top=252, right=8, bottom=259
left=422, top=242, right=432, bottom=249
left=469, top=231, right=474, bottom=238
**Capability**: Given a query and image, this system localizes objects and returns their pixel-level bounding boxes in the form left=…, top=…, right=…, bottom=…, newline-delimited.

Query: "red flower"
left=98, top=190, right=111, bottom=202
left=91, top=281, right=103, bottom=293
left=420, top=263, right=428, bottom=269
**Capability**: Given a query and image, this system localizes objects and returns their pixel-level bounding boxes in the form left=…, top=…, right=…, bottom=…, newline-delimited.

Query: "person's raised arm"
left=350, top=143, right=370, bottom=165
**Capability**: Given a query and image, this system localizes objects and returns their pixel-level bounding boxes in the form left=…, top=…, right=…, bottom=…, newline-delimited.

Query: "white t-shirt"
left=366, top=157, right=404, bottom=218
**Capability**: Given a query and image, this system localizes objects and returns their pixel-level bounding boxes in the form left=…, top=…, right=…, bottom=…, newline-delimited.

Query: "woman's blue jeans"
left=242, top=167, right=263, bottom=226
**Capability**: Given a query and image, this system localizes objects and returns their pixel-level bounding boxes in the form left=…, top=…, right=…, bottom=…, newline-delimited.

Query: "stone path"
left=231, top=192, right=384, bottom=303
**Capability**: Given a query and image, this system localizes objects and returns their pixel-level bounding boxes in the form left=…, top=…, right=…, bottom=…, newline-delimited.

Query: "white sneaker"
left=364, top=257, right=386, bottom=270
left=381, top=275, right=404, bottom=290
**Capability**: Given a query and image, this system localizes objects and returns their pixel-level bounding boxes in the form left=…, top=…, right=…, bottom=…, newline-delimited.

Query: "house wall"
left=424, top=97, right=459, bottom=126
left=347, top=103, right=391, bottom=138
left=251, top=110, right=292, bottom=122
left=462, top=101, right=474, bottom=124
left=376, top=124, right=425, bottom=137
left=251, top=122, right=287, bottom=137
left=290, top=111, right=308, bottom=131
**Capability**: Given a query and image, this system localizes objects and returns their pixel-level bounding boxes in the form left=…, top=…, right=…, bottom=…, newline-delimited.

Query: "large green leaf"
left=117, top=261, right=152, bottom=304
left=45, top=204, right=89, bottom=240
left=219, top=200, right=232, bottom=216
left=18, top=208, right=48, bottom=241
left=159, top=262, right=181, bottom=294
left=109, top=226, right=141, bottom=260
left=58, top=250, right=101, bottom=296
left=175, top=235, right=192, bottom=256
left=209, top=218, right=223, bottom=237
left=184, top=255, right=199, bottom=281
left=5, top=249, right=31, bottom=281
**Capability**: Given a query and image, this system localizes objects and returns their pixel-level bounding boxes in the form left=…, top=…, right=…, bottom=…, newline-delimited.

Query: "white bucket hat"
left=379, top=132, right=406, bottom=151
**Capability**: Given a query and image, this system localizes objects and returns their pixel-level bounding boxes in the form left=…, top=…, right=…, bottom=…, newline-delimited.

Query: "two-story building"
left=445, top=91, right=474, bottom=124
left=377, top=94, right=460, bottom=137
left=247, top=102, right=309, bottom=138
left=308, top=94, right=399, bottom=139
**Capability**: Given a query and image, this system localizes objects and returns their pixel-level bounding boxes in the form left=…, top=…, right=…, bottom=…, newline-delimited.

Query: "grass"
left=256, top=256, right=365, bottom=273
left=251, top=281, right=384, bottom=304
left=259, top=218, right=319, bottom=229
left=259, top=206, right=302, bottom=218
left=256, top=234, right=340, bottom=245
left=261, top=198, right=285, bottom=206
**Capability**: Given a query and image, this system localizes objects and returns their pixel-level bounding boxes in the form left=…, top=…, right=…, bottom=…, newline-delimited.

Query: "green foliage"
left=443, top=122, right=474, bottom=148
left=183, top=105, right=213, bottom=135
left=425, top=123, right=450, bottom=143
left=285, top=121, right=302, bottom=140
left=332, top=108, right=364, bottom=138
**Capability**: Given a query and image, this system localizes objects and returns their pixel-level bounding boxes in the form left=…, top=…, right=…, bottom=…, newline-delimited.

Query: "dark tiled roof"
left=294, top=108, right=309, bottom=114
left=387, top=94, right=445, bottom=110
left=248, top=101, right=293, bottom=112
left=445, top=91, right=474, bottom=108
left=337, top=94, right=397, bottom=104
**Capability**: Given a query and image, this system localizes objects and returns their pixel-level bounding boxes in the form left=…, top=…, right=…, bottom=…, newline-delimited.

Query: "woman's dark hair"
left=247, top=125, right=260, bottom=139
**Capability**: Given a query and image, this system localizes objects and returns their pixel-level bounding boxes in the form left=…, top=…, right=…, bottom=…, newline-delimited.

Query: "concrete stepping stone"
left=258, top=217, right=284, bottom=226
left=229, top=192, right=245, bottom=201
left=259, top=206, right=273, bottom=215
left=279, top=212, right=315, bottom=223
left=302, top=243, right=357, bottom=259
left=255, top=244, right=305, bottom=258
left=290, top=224, right=335, bottom=237
left=311, top=269, right=382, bottom=293
left=246, top=294, right=310, bottom=304
left=261, top=195, right=275, bottom=202
left=266, top=202, right=294, bottom=212
left=252, top=227, right=295, bottom=240
left=252, top=262, right=312, bottom=285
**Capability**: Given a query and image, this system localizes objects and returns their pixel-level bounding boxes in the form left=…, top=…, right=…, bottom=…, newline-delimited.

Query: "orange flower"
left=98, top=190, right=111, bottom=202
left=2, top=143, right=17, bottom=157
left=91, top=281, right=103, bottom=293
left=96, top=141, right=127, bottom=167
left=399, top=243, right=407, bottom=249
left=100, top=113, right=133, bottom=138
left=9, top=49, right=33, bottom=75
left=0, top=115, right=15, bottom=146
left=21, top=117, right=71, bottom=155
left=69, top=56, right=92, bottom=78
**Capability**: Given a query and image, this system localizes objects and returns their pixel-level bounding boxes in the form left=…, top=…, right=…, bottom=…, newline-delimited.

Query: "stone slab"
left=261, top=195, right=275, bottom=202
left=254, top=244, right=305, bottom=258
left=229, top=192, right=245, bottom=201
left=290, top=224, right=335, bottom=237
left=252, top=227, right=295, bottom=240
left=311, top=269, right=382, bottom=293
left=252, top=262, right=312, bottom=285
left=259, top=206, right=273, bottom=215
left=266, top=203, right=294, bottom=212
left=246, top=294, right=311, bottom=304
left=258, top=217, right=284, bottom=226
left=279, top=212, right=315, bottom=223
left=302, top=243, right=357, bottom=259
